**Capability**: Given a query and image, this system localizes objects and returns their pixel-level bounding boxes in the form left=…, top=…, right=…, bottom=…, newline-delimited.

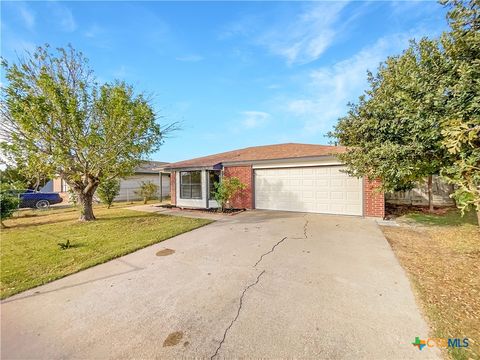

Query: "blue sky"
left=1, top=1, right=448, bottom=162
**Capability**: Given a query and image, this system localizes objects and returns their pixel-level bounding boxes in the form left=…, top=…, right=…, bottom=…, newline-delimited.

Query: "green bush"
left=213, top=176, right=247, bottom=212
left=136, top=181, right=158, bottom=204
left=97, top=179, right=121, bottom=208
left=0, top=193, right=20, bottom=228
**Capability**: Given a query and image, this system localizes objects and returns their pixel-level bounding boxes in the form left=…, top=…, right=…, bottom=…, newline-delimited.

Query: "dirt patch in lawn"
left=382, top=224, right=479, bottom=359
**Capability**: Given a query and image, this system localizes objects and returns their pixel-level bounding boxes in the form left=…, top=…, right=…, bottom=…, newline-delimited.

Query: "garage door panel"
left=254, top=166, right=362, bottom=216
left=347, top=191, right=361, bottom=201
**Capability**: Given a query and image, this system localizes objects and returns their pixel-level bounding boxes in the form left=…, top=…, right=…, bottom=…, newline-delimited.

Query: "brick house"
left=164, top=143, right=385, bottom=218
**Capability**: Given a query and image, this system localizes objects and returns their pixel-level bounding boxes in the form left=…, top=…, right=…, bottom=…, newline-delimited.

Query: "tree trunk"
left=427, top=175, right=434, bottom=212
left=143, top=197, right=147, bottom=204
left=477, top=210, right=480, bottom=227
left=78, top=191, right=96, bottom=221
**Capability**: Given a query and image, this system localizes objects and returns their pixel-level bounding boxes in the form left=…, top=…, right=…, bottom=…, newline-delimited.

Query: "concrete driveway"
left=1, top=210, right=439, bottom=359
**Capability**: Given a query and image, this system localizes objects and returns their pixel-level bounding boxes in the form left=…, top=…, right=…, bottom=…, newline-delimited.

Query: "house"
left=51, top=161, right=171, bottom=202
left=163, top=143, right=385, bottom=217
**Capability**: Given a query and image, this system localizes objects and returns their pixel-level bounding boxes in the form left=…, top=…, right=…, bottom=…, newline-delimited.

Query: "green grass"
left=0, top=206, right=212, bottom=299
left=405, top=208, right=478, bottom=226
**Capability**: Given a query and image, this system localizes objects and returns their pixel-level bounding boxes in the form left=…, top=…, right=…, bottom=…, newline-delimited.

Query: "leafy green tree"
left=0, top=166, right=28, bottom=190
left=439, top=0, right=480, bottom=223
left=136, top=181, right=158, bottom=204
left=213, top=176, right=247, bottom=212
left=0, top=193, right=19, bottom=228
left=329, top=38, right=450, bottom=211
left=97, top=178, right=121, bottom=208
left=1, top=45, right=176, bottom=221
left=0, top=165, right=49, bottom=191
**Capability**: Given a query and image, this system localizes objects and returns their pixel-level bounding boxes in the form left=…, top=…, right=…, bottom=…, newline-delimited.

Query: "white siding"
left=254, top=166, right=363, bottom=216
left=115, top=174, right=170, bottom=201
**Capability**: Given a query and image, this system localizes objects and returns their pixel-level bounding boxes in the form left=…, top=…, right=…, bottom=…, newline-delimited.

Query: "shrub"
left=213, top=176, right=247, bottom=212
left=67, top=187, right=78, bottom=206
left=0, top=193, right=20, bottom=228
left=136, top=181, right=158, bottom=204
left=97, top=178, right=121, bottom=208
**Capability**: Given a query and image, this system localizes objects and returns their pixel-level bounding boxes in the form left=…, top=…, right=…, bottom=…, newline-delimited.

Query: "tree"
left=0, top=165, right=49, bottom=191
left=1, top=45, right=176, bottom=221
left=440, top=0, right=480, bottom=224
left=213, top=176, right=246, bottom=212
left=0, top=193, right=19, bottom=228
left=136, top=181, right=158, bottom=204
left=97, top=178, right=121, bottom=208
left=329, top=38, right=450, bottom=211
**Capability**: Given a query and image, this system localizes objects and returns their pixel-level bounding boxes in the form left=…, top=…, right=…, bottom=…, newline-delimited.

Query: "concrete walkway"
left=126, top=203, right=229, bottom=220
left=1, top=210, right=439, bottom=359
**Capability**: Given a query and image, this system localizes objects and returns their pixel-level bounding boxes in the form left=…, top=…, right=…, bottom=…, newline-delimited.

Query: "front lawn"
left=1, top=206, right=212, bottom=299
left=382, top=208, right=479, bottom=360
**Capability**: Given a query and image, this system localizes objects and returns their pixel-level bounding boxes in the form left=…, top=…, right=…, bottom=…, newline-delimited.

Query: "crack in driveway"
left=303, top=218, right=309, bottom=239
left=210, top=221, right=303, bottom=358
left=292, top=216, right=309, bottom=239
left=210, top=270, right=266, bottom=360
left=253, top=237, right=288, bottom=267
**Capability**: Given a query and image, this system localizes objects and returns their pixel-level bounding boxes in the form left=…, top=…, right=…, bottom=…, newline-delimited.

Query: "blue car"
left=3, top=189, right=63, bottom=209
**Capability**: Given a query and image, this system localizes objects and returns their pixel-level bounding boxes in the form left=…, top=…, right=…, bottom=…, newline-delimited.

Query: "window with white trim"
left=180, top=171, right=202, bottom=199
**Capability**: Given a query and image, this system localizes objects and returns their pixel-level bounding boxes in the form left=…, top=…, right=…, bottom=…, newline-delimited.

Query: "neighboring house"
left=52, top=161, right=171, bottom=202
left=164, top=143, right=385, bottom=217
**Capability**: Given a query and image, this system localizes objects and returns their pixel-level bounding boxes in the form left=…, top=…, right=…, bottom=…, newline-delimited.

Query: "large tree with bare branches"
left=1, top=45, right=175, bottom=221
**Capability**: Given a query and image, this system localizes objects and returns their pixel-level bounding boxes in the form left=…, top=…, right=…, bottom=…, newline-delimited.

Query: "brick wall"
left=223, top=166, right=253, bottom=209
left=170, top=171, right=176, bottom=206
left=364, top=178, right=385, bottom=218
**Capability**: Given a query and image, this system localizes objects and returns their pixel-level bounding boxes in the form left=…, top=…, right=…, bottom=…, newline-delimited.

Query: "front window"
left=208, top=170, right=221, bottom=200
left=180, top=171, right=202, bottom=199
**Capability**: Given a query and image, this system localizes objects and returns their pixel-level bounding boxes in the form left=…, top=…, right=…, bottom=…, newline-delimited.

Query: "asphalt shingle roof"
left=165, top=143, right=346, bottom=169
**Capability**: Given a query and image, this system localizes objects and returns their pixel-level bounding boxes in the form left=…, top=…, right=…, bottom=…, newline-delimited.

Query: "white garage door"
left=254, top=166, right=363, bottom=215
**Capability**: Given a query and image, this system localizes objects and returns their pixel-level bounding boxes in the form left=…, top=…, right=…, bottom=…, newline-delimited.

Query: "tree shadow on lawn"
left=4, top=211, right=169, bottom=230
left=94, top=213, right=172, bottom=222
left=3, top=217, right=80, bottom=230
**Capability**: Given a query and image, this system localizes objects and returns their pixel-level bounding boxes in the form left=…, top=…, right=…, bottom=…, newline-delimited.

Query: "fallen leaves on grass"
left=382, top=225, right=479, bottom=359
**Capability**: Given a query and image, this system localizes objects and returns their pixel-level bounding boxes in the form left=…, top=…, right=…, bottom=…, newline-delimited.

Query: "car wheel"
left=36, top=200, right=50, bottom=210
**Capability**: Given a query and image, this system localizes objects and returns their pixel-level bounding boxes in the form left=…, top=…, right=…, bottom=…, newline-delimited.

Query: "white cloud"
left=84, top=24, right=103, bottom=38
left=219, top=2, right=351, bottom=66
left=18, top=4, right=35, bottom=30
left=240, top=111, right=271, bottom=129
left=257, top=2, right=348, bottom=65
left=282, top=32, right=414, bottom=135
left=49, top=3, right=77, bottom=32
left=218, top=14, right=261, bottom=40
left=176, top=54, right=204, bottom=62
